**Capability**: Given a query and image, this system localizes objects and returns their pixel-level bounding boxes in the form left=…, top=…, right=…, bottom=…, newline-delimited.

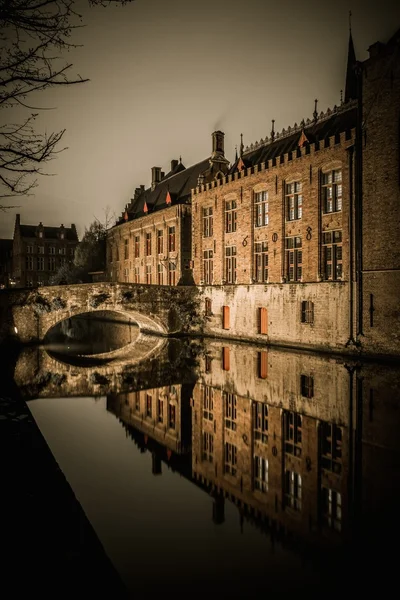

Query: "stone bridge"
left=0, top=282, right=204, bottom=345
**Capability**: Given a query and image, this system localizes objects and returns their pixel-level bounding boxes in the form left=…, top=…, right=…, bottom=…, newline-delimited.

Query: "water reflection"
left=23, top=339, right=400, bottom=596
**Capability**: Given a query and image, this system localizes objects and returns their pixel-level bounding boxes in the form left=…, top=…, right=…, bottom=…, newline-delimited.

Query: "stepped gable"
left=242, top=103, right=357, bottom=167
left=121, top=157, right=211, bottom=223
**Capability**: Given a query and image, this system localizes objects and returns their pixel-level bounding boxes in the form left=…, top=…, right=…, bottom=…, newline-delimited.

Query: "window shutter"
left=222, top=347, right=230, bottom=371
left=259, top=351, right=268, bottom=379
left=259, top=307, right=268, bottom=334
left=223, top=305, right=230, bottom=329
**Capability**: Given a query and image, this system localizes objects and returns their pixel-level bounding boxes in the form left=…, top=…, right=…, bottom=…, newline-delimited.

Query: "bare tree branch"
left=0, top=0, right=133, bottom=201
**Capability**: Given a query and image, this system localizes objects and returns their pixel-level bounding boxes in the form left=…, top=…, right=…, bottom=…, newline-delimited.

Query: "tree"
left=0, top=0, right=132, bottom=207
left=49, top=207, right=114, bottom=284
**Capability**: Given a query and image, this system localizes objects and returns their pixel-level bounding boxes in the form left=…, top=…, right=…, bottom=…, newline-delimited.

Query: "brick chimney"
left=171, top=159, right=178, bottom=171
left=211, top=130, right=225, bottom=159
left=151, top=167, right=162, bottom=190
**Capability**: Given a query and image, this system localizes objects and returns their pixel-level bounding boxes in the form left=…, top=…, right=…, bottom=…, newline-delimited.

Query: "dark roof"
left=19, top=224, right=78, bottom=241
left=238, top=104, right=356, bottom=169
left=119, top=157, right=211, bottom=223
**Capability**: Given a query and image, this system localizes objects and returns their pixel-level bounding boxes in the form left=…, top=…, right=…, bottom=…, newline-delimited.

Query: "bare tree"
left=0, top=0, right=132, bottom=207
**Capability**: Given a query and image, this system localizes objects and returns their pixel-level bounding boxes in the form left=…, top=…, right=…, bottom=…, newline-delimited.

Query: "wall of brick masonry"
left=107, top=204, right=192, bottom=286
left=200, top=282, right=350, bottom=352
left=192, top=127, right=354, bottom=286
left=360, top=36, right=400, bottom=355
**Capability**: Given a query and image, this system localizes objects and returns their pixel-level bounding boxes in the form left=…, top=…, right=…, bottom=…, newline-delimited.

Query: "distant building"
left=0, top=239, right=13, bottom=288
left=12, top=214, right=79, bottom=288
left=107, top=131, right=229, bottom=285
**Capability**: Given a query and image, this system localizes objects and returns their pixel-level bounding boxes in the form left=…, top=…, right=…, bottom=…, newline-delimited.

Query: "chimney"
left=161, top=171, right=165, bottom=180
left=171, top=159, right=178, bottom=171
left=151, top=166, right=162, bottom=190
left=15, top=213, right=20, bottom=225
left=140, top=184, right=145, bottom=191
left=211, top=130, right=225, bottom=158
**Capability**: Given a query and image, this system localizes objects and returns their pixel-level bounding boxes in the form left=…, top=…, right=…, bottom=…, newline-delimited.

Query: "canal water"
left=9, top=315, right=400, bottom=597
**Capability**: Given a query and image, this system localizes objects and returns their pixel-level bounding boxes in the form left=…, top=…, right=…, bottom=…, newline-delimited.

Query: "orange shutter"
left=223, top=305, right=230, bottom=329
left=259, top=307, right=268, bottom=334
left=223, top=347, right=230, bottom=371
left=259, top=351, right=268, bottom=379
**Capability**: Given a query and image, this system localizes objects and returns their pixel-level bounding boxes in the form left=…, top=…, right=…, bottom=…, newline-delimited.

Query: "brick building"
left=106, top=131, right=229, bottom=285
left=109, top=28, right=400, bottom=357
left=0, top=239, right=13, bottom=288
left=12, top=214, right=79, bottom=288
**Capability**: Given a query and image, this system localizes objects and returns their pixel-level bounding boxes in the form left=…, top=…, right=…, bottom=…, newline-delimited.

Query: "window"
left=203, top=250, right=213, bottom=284
left=26, top=279, right=33, bottom=287
left=49, top=246, right=55, bottom=255
left=124, top=238, right=129, bottom=260
left=157, top=230, right=164, bottom=254
left=146, top=264, right=152, bottom=284
left=145, top=233, right=152, bottom=256
left=322, top=230, right=343, bottom=280
left=225, top=246, right=237, bottom=283
left=225, top=199, right=237, bottom=233
left=301, top=375, right=314, bottom=398
left=168, top=403, right=176, bottom=429
left=322, top=169, right=342, bottom=213
left=205, top=297, right=212, bottom=316
left=253, top=401, right=268, bottom=443
left=258, top=351, right=268, bottom=379
left=321, top=487, right=342, bottom=532
left=168, top=263, right=176, bottom=286
left=69, top=248, right=75, bottom=257
left=26, top=245, right=34, bottom=254
left=146, top=394, right=152, bottom=418
left=59, top=247, right=66, bottom=255
left=301, top=300, right=314, bottom=324
left=134, top=392, right=140, bottom=412
left=157, top=263, right=163, bottom=285
left=124, top=268, right=129, bottom=282
left=286, top=181, right=303, bottom=220
left=224, top=392, right=237, bottom=431
left=26, top=256, right=34, bottom=270
left=254, top=242, right=268, bottom=282
left=203, top=386, right=214, bottom=420
left=168, top=226, right=176, bottom=252
left=37, top=257, right=45, bottom=271
left=135, top=236, right=140, bottom=258
left=254, top=456, right=268, bottom=493
left=203, top=206, right=213, bottom=237
left=283, top=411, right=302, bottom=456
left=259, top=307, right=268, bottom=334
left=49, top=257, right=56, bottom=271
left=321, top=422, right=342, bottom=474
left=222, top=305, right=230, bottom=329
left=38, top=246, right=44, bottom=254
left=205, top=356, right=212, bottom=373
left=284, top=470, right=302, bottom=511
left=38, top=231, right=43, bottom=238
left=224, top=442, right=237, bottom=476
left=202, top=432, right=214, bottom=463
left=134, top=267, right=140, bottom=283
left=254, top=191, right=269, bottom=227
left=285, top=237, right=302, bottom=281
left=222, top=347, right=230, bottom=371
left=157, top=398, right=164, bottom=423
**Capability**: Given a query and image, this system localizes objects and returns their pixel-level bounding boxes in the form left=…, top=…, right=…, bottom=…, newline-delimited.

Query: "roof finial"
left=179, top=155, right=182, bottom=163
left=270, top=119, right=275, bottom=142
left=340, top=89, right=343, bottom=104
left=240, top=133, right=244, bottom=157
left=235, top=145, right=238, bottom=161
left=349, top=9, right=352, bottom=33
left=313, top=99, right=318, bottom=121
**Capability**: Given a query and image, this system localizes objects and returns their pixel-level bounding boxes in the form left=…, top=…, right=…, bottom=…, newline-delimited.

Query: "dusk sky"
left=1, top=0, right=399, bottom=239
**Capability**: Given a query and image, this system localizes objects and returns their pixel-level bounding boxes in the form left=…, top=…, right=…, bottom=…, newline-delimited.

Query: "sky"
left=1, top=0, right=399, bottom=239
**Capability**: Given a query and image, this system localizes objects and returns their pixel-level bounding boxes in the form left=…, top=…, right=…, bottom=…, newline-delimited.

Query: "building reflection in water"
left=106, top=340, right=400, bottom=565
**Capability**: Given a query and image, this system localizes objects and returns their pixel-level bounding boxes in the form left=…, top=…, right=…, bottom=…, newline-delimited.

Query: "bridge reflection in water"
left=25, top=338, right=400, bottom=597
